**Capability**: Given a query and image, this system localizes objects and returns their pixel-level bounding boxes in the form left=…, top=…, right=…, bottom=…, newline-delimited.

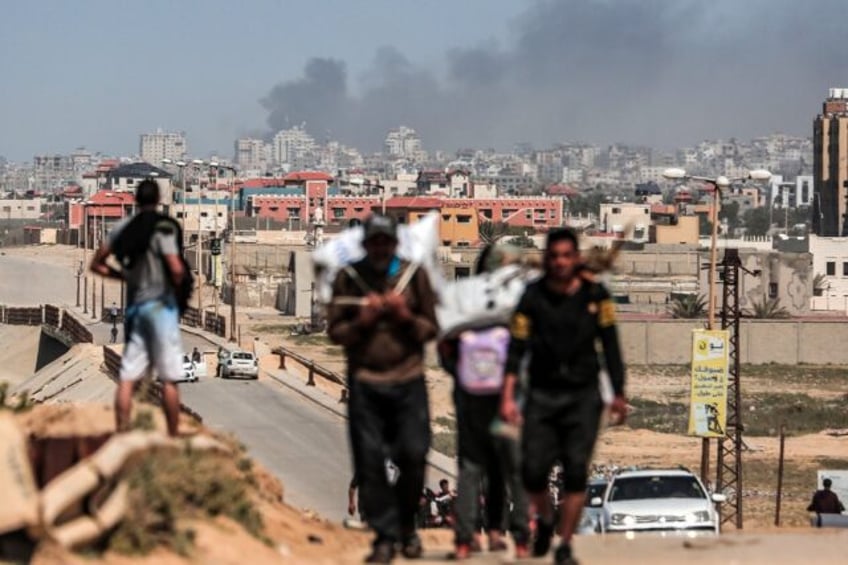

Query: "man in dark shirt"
left=500, top=228, right=627, bottom=565
left=327, top=214, right=439, bottom=564
left=808, top=478, right=845, bottom=515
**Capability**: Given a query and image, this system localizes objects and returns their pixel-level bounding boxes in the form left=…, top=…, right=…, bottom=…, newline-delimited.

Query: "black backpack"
left=112, top=211, right=194, bottom=314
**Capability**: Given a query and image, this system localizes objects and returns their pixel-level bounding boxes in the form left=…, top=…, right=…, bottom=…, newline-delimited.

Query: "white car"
left=601, top=469, right=724, bottom=535
left=180, top=355, right=198, bottom=382
left=221, top=350, right=259, bottom=379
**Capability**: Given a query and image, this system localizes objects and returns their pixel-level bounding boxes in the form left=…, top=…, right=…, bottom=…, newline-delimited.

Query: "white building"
left=639, top=166, right=669, bottom=184
left=139, top=129, right=186, bottom=164
left=599, top=202, right=651, bottom=242
left=809, top=234, right=848, bottom=312
left=272, top=126, right=317, bottom=169
left=0, top=198, right=43, bottom=220
left=768, top=175, right=814, bottom=208
left=234, top=138, right=270, bottom=173
left=384, top=126, right=422, bottom=159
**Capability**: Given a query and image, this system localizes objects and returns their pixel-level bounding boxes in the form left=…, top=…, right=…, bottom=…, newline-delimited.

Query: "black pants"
left=454, top=388, right=530, bottom=545
left=348, top=377, right=431, bottom=544
left=522, top=387, right=603, bottom=494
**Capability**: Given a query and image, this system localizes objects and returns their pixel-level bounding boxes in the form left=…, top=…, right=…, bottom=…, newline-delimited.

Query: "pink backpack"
left=457, top=326, right=510, bottom=394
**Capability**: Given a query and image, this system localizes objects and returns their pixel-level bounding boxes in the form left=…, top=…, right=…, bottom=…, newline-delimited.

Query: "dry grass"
left=107, top=446, right=267, bottom=556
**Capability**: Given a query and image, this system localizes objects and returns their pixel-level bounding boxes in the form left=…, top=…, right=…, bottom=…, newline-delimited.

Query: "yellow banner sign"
left=688, top=329, right=729, bottom=438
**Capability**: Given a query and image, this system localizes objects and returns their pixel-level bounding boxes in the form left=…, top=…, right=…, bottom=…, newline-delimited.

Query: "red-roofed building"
left=67, top=190, right=136, bottom=248
left=282, top=171, right=334, bottom=183
left=546, top=184, right=579, bottom=198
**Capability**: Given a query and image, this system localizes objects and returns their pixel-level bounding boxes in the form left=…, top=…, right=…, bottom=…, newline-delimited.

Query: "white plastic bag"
left=436, top=264, right=541, bottom=338
left=312, top=212, right=443, bottom=304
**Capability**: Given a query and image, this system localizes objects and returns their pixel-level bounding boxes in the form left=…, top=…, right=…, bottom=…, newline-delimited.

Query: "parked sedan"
left=601, top=469, right=724, bottom=535
left=221, top=350, right=259, bottom=379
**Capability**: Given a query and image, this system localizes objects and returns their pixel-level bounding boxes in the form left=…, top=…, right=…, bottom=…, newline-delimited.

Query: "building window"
left=827, top=261, right=836, bottom=276
left=287, top=207, right=300, bottom=218
left=457, top=215, right=472, bottom=224
left=200, top=212, right=209, bottom=217
left=333, top=208, right=345, bottom=219
left=454, top=266, right=471, bottom=279
left=768, top=283, right=778, bottom=298
left=442, top=214, right=451, bottom=221
left=612, top=207, right=621, bottom=214
left=843, top=262, right=848, bottom=277
left=481, top=209, right=493, bottom=219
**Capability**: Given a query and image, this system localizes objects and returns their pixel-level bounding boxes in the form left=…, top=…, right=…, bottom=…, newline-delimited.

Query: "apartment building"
left=139, top=129, right=186, bottom=163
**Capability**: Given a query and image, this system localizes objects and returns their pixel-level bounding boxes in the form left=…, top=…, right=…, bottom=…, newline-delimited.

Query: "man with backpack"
left=500, top=228, right=627, bottom=565
left=327, top=214, right=439, bottom=563
left=90, top=178, right=190, bottom=437
left=438, top=243, right=531, bottom=559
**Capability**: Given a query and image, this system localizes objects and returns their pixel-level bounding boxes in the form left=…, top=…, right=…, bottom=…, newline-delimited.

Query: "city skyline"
left=2, top=0, right=848, bottom=161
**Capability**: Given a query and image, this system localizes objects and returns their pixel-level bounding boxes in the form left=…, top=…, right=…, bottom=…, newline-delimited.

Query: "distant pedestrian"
left=191, top=346, right=202, bottom=364
left=808, top=478, right=845, bottom=515
left=327, top=214, right=439, bottom=563
left=216, top=346, right=227, bottom=378
left=109, top=324, right=118, bottom=344
left=500, top=228, right=628, bottom=565
left=90, top=178, right=187, bottom=437
left=109, top=302, right=118, bottom=324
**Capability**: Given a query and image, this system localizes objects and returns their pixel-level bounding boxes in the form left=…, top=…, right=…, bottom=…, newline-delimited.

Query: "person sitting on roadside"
left=807, top=478, right=845, bottom=515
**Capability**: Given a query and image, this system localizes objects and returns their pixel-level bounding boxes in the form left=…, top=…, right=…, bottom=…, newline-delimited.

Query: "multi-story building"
left=139, top=129, right=187, bottom=164
left=33, top=154, right=75, bottom=192
left=813, top=88, right=848, bottom=236
left=769, top=175, right=814, bottom=209
left=104, top=162, right=173, bottom=203
left=809, top=234, right=848, bottom=311
left=384, top=126, right=422, bottom=159
left=599, top=202, right=651, bottom=242
left=272, top=126, right=317, bottom=169
left=0, top=198, right=44, bottom=220
left=234, top=138, right=270, bottom=173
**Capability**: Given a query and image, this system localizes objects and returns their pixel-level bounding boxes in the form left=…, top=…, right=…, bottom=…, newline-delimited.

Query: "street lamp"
left=662, top=168, right=771, bottom=328
left=216, top=163, right=239, bottom=342
left=663, top=166, right=770, bottom=485
left=161, top=158, right=189, bottom=247
left=193, top=159, right=223, bottom=319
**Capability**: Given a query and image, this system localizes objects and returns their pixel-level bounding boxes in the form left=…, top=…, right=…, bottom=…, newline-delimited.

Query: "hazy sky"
left=2, top=0, right=847, bottom=161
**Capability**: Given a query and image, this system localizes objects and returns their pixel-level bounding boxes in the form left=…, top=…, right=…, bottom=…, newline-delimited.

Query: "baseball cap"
left=363, top=214, right=398, bottom=241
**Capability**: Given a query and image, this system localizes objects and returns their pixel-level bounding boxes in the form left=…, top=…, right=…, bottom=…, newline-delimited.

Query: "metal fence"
left=274, top=345, right=348, bottom=402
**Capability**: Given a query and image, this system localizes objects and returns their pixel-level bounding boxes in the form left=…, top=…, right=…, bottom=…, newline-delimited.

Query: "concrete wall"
left=696, top=251, right=813, bottom=315
left=618, top=319, right=848, bottom=365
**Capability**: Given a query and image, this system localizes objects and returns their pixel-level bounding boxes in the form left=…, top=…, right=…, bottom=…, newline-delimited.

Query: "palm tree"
left=744, top=297, right=790, bottom=319
left=667, top=294, right=707, bottom=319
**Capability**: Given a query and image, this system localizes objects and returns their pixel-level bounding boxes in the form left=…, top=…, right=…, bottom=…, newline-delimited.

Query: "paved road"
left=181, top=378, right=352, bottom=518
left=0, top=249, right=354, bottom=518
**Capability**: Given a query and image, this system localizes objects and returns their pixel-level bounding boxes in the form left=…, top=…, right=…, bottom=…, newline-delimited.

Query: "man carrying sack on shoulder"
left=328, top=214, right=439, bottom=563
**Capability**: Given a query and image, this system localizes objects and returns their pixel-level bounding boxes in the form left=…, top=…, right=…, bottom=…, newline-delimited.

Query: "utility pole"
left=225, top=165, right=238, bottom=342
left=716, top=248, right=744, bottom=529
